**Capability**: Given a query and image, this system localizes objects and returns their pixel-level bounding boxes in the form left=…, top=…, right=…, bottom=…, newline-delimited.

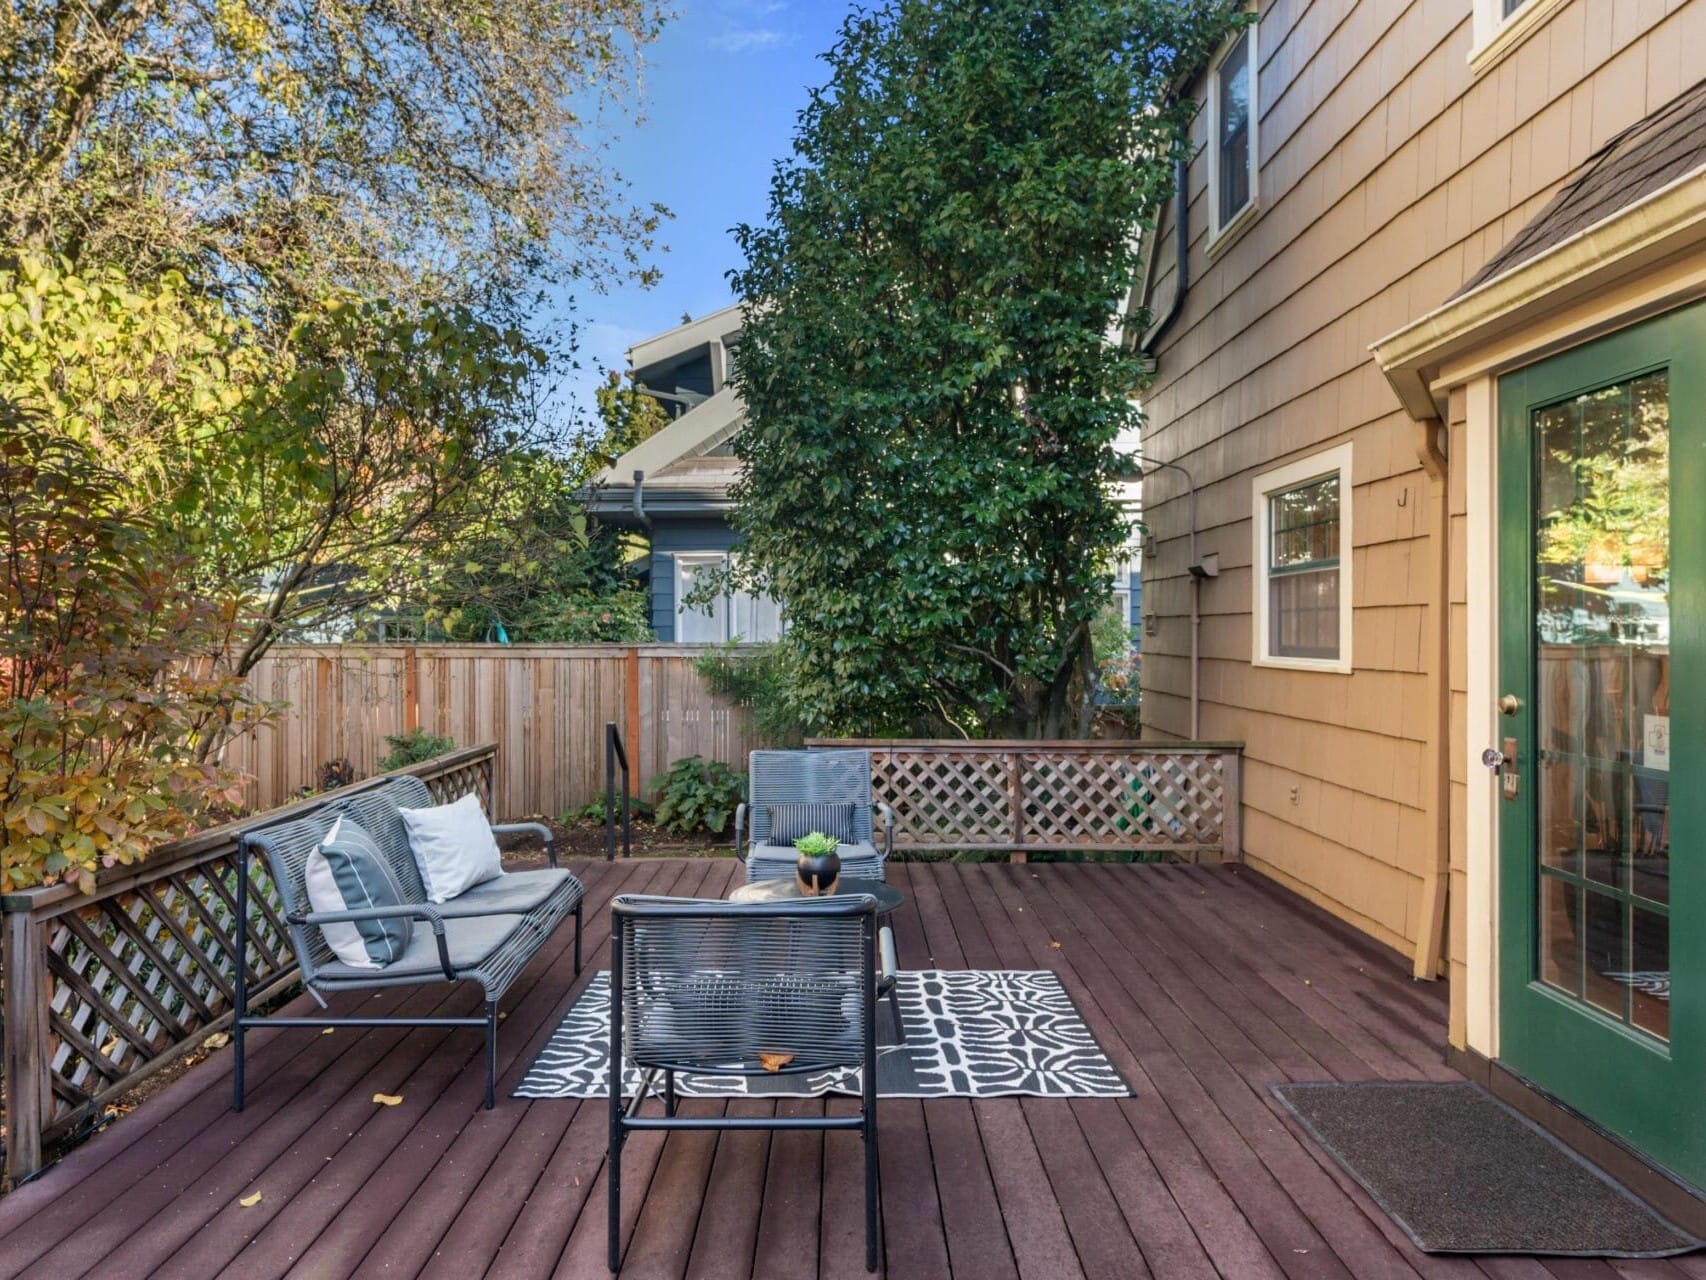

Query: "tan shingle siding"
left=1139, top=0, right=1705, bottom=949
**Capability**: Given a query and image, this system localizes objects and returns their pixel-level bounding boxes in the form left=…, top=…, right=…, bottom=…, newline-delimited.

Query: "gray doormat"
left=1273, top=1082, right=1702, bottom=1257
left=516, top=969, right=1131, bottom=1099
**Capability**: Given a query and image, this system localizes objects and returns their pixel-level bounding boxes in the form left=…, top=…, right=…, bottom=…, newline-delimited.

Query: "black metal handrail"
left=605, top=721, right=632, bottom=861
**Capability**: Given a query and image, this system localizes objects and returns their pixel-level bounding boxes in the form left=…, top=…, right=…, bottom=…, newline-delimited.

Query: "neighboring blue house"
left=591, top=305, right=1142, bottom=646
left=588, top=307, right=784, bottom=643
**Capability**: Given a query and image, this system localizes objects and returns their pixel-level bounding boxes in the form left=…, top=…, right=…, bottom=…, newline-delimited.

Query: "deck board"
left=0, top=858, right=1675, bottom=1279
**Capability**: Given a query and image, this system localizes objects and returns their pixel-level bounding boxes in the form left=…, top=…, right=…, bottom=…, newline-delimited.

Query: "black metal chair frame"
left=607, top=894, right=881, bottom=1273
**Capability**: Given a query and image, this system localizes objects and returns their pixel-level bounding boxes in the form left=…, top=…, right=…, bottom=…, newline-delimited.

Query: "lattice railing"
left=808, top=740, right=1242, bottom=859
left=1, top=744, right=496, bottom=1186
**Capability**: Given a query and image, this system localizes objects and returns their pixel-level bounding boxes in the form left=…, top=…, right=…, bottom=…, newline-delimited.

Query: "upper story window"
left=1208, top=20, right=1258, bottom=242
left=1469, top=0, right=1569, bottom=75
left=1252, top=444, right=1353, bottom=672
left=675, top=553, right=785, bottom=644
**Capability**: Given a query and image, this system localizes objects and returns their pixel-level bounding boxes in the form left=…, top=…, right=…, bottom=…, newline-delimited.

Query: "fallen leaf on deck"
left=373, top=1093, right=404, bottom=1106
left=205, top=1032, right=230, bottom=1050
left=1049, top=941, right=1062, bottom=950
left=322, top=1028, right=335, bottom=1035
left=239, top=1192, right=263, bottom=1207
left=757, top=1052, right=795, bottom=1073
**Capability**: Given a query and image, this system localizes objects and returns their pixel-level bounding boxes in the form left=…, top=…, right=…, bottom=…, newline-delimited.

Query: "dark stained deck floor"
left=2, top=858, right=1701, bottom=1280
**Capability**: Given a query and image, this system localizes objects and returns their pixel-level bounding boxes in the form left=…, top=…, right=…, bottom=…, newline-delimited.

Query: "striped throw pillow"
left=305, top=816, right=412, bottom=968
left=765, top=802, right=856, bottom=846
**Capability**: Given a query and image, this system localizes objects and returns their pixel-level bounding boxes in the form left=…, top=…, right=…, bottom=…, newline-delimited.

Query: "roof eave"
left=1371, top=165, right=1706, bottom=421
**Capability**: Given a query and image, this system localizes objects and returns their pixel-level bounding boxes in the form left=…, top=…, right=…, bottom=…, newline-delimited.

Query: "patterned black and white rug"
left=514, top=969, right=1131, bottom=1099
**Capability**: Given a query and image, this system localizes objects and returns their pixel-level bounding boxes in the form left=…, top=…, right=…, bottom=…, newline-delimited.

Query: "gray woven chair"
left=735, top=749, right=894, bottom=884
left=607, top=893, right=881, bottom=1273
left=234, top=775, right=584, bottom=1111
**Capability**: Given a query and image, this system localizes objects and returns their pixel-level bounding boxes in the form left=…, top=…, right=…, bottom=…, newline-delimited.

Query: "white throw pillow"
left=304, top=816, right=412, bottom=969
left=399, top=792, right=503, bottom=903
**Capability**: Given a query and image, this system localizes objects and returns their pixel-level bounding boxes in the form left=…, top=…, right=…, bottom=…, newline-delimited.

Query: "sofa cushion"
left=436, top=868, right=576, bottom=917
left=400, top=791, right=503, bottom=903
left=304, top=816, right=412, bottom=969
left=314, top=913, right=527, bottom=982
left=764, top=802, right=857, bottom=846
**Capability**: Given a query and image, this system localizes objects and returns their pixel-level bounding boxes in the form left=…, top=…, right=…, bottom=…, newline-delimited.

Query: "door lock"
left=1499, top=693, right=1521, bottom=717
left=1481, top=738, right=1520, bottom=800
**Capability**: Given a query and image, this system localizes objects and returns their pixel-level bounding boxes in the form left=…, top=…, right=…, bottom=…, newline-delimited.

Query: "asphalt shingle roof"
left=1459, top=77, right=1706, bottom=296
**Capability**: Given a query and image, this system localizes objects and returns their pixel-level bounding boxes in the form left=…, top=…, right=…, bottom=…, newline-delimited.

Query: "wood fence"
left=224, top=645, right=764, bottom=819
left=809, top=739, right=1244, bottom=860
left=0, top=745, right=497, bottom=1187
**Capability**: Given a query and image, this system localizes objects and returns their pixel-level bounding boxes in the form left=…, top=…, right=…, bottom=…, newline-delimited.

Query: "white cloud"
left=708, top=27, right=787, bottom=53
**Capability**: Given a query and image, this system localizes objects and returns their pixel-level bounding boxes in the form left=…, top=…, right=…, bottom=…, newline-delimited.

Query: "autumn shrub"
left=0, top=409, right=267, bottom=893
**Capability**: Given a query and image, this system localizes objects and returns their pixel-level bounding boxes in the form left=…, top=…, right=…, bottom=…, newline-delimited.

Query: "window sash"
left=676, top=553, right=785, bottom=643
left=1269, top=565, right=1340, bottom=660
left=1257, top=457, right=1347, bottom=665
left=1215, top=30, right=1253, bottom=229
left=675, top=556, right=726, bottom=644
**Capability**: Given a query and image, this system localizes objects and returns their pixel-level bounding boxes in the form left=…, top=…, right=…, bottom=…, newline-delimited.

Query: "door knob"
left=1499, top=693, right=1521, bottom=716
left=1481, top=747, right=1506, bottom=771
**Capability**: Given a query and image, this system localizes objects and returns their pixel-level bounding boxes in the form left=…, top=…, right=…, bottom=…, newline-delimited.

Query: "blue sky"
left=560, top=0, right=855, bottom=429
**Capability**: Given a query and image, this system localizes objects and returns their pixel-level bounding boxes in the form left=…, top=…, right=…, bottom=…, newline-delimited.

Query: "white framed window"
left=1207, top=18, right=1258, bottom=245
left=1469, top=0, right=1569, bottom=75
left=1252, top=444, right=1352, bottom=672
left=673, top=552, right=785, bottom=643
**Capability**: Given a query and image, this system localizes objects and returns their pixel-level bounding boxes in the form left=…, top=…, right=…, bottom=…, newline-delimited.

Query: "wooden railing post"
left=3, top=901, right=46, bottom=1186
left=1007, top=751, right=1026, bottom=863
left=1222, top=749, right=1243, bottom=862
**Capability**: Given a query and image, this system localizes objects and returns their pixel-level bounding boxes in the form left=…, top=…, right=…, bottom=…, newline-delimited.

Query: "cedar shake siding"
left=1135, top=0, right=1706, bottom=959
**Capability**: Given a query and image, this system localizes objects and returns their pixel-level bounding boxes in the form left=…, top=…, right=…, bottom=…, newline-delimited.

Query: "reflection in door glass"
left=1531, top=370, right=1669, bottom=1039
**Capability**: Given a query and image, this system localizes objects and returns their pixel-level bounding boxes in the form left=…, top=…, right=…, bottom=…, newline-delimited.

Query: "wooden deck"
left=1, top=857, right=1700, bottom=1280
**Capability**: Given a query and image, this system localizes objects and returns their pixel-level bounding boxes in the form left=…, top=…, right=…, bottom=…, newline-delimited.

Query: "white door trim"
left=1465, top=374, right=1499, bottom=1057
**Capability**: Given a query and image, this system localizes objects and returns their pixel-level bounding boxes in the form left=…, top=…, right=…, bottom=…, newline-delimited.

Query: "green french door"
left=1497, top=301, right=1706, bottom=1187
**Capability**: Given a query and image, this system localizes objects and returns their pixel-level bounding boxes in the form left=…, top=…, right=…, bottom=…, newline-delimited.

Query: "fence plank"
left=223, top=645, right=764, bottom=818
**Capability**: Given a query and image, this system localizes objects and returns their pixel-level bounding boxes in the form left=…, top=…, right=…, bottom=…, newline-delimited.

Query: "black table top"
left=727, top=876, right=904, bottom=916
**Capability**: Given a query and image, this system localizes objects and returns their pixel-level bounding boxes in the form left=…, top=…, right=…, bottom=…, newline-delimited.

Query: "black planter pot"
left=795, top=849, right=842, bottom=896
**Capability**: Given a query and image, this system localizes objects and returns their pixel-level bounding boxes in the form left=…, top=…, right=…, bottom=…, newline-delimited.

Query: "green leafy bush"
left=377, top=728, right=458, bottom=772
left=650, top=756, right=747, bottom=836
left=0, top=413, right=270, bottom=894
left=563, top=794, right=654, bottom=825
left=695, top=641, right=812, bottom=747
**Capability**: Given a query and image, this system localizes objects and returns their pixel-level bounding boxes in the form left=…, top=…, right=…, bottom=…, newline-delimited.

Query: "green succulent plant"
left=793, top=832, right=840, bottom=857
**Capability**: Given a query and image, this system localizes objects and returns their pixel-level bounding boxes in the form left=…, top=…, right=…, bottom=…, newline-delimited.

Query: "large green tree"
left=0, top=0, right=665, bottom=306
left=0, top=254, right=560, bottom=672
left=728, top=0, right=1237, bottom=737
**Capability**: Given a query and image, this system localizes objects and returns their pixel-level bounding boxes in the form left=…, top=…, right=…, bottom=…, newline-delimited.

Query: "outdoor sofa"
left=233, top=775, right=584, bottom=1111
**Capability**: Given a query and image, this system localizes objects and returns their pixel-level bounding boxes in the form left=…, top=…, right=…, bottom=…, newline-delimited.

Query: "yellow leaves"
left=757, top=1052, right=795, bottom=1073
left=239, top=1192, right=263, bottom=1208
left=205, top=1032, right=231, bottom=1050
left=373, top=1093, right=404, bottom=1106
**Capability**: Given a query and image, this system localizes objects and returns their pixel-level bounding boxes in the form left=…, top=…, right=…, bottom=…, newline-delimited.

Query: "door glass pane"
left=1629, top=905, right=1671, bottom=1039
left=1530, top=370, right=1669, bottom=1040
left=1538, top=873, right=1581, bottom=997
left=1582, top=889, right=1627, bottom=1019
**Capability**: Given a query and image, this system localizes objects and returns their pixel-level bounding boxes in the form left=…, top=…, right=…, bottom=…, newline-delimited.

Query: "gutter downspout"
left=1412, top=419, right=1451, bottom=981
left=1138, top=458, right=1203, bottom=740
left=1140, top=154, right=1191, bottom=358
left=631, top=469, right=652, bottom=533
left=1132, top=151, right=1200, bottom=738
